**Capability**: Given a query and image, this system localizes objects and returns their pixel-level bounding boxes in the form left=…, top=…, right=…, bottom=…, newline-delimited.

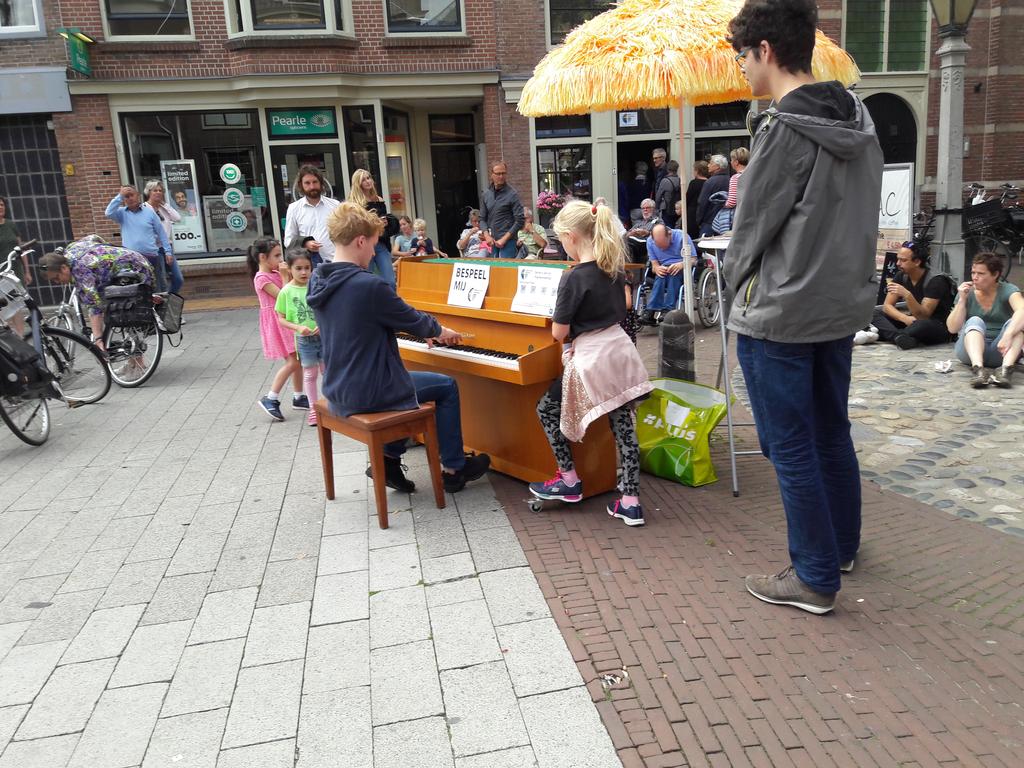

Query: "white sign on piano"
left=447, top=263, right=491, bottom=309
left=511, top=266, right=562, bottom=317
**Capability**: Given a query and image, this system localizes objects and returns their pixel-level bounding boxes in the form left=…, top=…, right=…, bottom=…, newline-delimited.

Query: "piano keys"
left=395, top=256, right=619, bottom=496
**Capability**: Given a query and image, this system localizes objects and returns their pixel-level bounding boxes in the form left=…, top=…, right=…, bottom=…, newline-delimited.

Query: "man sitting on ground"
left=306, top=202, right=490, bottom=493
left=641, top=224, right=695, bottom=324
left=870, top=241, right=955, bottom=349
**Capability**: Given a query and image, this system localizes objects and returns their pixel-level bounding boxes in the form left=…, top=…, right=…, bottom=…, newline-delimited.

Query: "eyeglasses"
left=734, top=47, right=751, bottom=64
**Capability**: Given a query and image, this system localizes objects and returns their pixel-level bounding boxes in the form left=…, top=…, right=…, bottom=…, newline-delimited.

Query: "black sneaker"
left=893, top=334, right=918, bottom=350
left=970, top=366, right=990, bottom=388
left=258, top=396, right=284, bottom=422
left=443, top=453, right=491, bottom=493
left=365, top=456, right=416, bottom=493
left=292, top=394, right=310, bottom=410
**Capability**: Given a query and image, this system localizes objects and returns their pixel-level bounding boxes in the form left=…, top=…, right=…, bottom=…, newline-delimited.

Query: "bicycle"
left=1, top=244, right=111, bottom=445
left=961, top=183, right=1022, bottom=281
left=636, top=249, right=721, bottom=328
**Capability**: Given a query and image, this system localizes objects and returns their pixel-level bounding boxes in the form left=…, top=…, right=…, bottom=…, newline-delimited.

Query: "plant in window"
left=536, top=190, right=566, bottom=213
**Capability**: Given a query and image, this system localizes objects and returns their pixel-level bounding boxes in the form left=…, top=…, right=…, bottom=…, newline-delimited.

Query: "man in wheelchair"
left=639, top=224, right=697, bottom=325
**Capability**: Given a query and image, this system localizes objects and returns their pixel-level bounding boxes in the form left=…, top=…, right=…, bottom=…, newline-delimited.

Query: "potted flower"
left=536, top=190, right=565, bottom=227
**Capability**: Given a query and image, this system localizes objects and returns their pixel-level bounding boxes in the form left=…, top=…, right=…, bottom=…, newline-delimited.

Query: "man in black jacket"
left=694, top=155, right=730, bottom=236
left=307, top=202, right=490, bottom=494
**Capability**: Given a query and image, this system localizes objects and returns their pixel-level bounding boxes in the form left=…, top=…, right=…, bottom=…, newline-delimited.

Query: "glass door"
left=268, top=145, right=344, bottom=239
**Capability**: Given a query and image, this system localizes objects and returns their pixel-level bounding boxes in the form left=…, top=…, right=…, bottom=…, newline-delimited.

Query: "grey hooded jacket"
left=724, top=83, right=883, bottom=343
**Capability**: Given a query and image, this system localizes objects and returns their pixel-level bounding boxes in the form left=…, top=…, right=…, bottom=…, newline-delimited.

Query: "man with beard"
left=284, top=165, right=340, bottom=267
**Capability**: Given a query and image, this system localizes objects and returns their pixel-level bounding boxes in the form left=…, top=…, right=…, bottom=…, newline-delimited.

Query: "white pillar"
left=933, top=35, right=970, bottom=281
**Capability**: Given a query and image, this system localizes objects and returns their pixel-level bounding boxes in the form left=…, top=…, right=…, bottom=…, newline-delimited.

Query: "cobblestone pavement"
left=0, top=309, right=619, bottom=768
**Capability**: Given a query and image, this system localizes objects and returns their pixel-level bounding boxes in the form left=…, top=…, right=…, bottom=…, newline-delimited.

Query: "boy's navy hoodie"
left=306, top=261, right=440, bottom=416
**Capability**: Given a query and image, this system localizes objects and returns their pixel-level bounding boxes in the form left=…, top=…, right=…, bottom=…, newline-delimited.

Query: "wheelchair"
left=634, top=249, right=722, bottom=328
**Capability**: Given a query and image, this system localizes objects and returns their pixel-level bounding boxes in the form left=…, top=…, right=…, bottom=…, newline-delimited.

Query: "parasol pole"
left=679, top=98, right=695, bottom=323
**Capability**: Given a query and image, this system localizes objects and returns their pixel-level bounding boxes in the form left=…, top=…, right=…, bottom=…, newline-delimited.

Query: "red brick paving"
left=491, top=326, right=1024, bottom=767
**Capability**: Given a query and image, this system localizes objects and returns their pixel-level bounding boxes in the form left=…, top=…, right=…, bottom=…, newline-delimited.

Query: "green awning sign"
left=66, top=36, right=91, bottom=77
left=268, top=108, right=337, bottom=137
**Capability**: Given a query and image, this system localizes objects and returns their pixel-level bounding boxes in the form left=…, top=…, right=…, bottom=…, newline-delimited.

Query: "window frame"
left=382, top=0, right=465, bottom=36
left=102, top=0, right=194, bottom=40
left=535, top=143, right=593, bottom=226
left=841, top=0, right=930, bottom=75
left=225, top=0, right=352, bottom=37
left=0, top=0, right=45, bottom=38
left=544, top=0, right=611, bottom=48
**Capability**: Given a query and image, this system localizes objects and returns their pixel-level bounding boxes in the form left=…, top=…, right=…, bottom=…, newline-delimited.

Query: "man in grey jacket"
left=724, top=0, right=883, bottom=615
left=479, top=161, right=525, bottom=259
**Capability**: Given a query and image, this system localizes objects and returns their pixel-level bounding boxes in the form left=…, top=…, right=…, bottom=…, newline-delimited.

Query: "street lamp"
left=928, top=0, right=977, bottom=281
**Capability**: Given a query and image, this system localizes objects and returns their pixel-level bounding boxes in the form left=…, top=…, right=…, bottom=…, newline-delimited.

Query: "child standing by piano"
left=529, top=201, right=653, bottom=526
left=275, top=249, right=321, bottom=428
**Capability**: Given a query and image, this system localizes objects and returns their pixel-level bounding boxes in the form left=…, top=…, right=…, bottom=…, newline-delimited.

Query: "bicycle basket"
left=156, top=292, right=185, bottom=335
left=0, top=274, right=27, bottom=325
left=962, top=200, right=1009, bottom=235
left=104, top=283, right=154, bottom=327
left=0, top=327, right=56, bottom=398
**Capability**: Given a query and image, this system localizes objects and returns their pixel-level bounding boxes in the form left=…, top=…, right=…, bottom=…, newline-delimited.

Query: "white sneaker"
left=853, top=329, right=877, bottom=345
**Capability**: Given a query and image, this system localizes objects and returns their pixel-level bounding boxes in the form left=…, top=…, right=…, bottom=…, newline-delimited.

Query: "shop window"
left=1, top=0, right=44, bottom=36
left=105, top=0, right=192, bottom=36
left=121, top=111, right=271, bottom=256
left=229, top=0, right=347, bottom=33
left=429, top=114, right=474, bottom=143
left=845, top=0, right=927, bottom=73
left=343, top=106, right=381, bottom=191
left=694, top=136, right=749, bottom=165
left=616, top=109, right=669, bottom=136
left=548, top=0, right=610, bottom=45
left=536, top=145, right=592, bottom=226
left=693, top=101, right=749, bottom=132
left=535, top=115, right=590, bottom=139
left=385, top=0, right=462, bottom=33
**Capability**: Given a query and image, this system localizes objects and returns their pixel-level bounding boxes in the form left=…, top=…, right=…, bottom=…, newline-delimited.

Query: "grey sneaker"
left=839, top=558, right=855, bottom=574
left=991, top=366, right=1013, bottom=388
left=971, top=366, right=990, bottom=388
left=745, top=566, right=835, bottom=615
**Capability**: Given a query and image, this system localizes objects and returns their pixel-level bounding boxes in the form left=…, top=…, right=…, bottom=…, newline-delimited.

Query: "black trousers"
left=871, top=307, right=951, bottom=345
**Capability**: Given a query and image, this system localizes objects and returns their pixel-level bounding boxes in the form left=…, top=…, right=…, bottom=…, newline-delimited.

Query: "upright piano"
left=396, top=256, right=618, bottom=496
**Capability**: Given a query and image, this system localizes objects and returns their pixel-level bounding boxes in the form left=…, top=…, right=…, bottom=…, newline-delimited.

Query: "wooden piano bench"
left=313, top=400, right=446, bottom=530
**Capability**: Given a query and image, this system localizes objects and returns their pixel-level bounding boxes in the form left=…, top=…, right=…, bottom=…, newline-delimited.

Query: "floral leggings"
left=536, top=382, right=641, bottom=496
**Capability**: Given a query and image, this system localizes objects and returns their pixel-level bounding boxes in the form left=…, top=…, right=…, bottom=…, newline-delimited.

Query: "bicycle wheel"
left=697, top=268, right=720, bottom=328
left=976, top=235, right=1014, bottom=282
left=104, top=320, right=163, bottom=388
left=0, top=392, right=50, bottom=446
left=41, top=326, right=111, bottom=405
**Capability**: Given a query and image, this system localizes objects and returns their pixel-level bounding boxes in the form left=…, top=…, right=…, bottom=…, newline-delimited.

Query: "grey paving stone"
left=23, top=535, right=95, bottom=578
left=16, top=589, right=104, bottom=646
left=465, top=527, right=528, bottom=573
left=188, top=586, right=257, bottom=645
left=440, top=661, right=530, bottom=757
left=217, top=739, right=294, bottom=768
left=368, top=544, right=422, bottom=592
left=67, top=682, right=166, bottom=768
left=109, top=619, right=192, bottom=688
left=96, top=558, right=169, bottom=609
left=311, top=571, right=368, bottom=626
left=268, top=518, right=322, bottom=563
left=0, top=640, right=68, bottom=706
left=61, top=603, right=145, bottom=664
left=140, top=571, right=213, bottom=626
left=0, top=733, right=79, bottom=768
left=239, top=483, right=287, bottom=515
left=518, top=687, right=621, bottom=768
left=478, top=567, right=551, bottom=626
left=243, top=601, right=310, bottom=667
left=0, top=621, right=29, bottom=661
left=88, top=515, right=151, bottom=552
left=188, top=503, right=240, bottom=535
left=142, top=708, right=228, bottom=768
left=15, top=658, right=115, bottom=740
left=415, top=520, right=470, bottom=560
left=456, top=746, right=539, bottom=768
left=497, top=619, right=584, bottom=697
left=166, top=529, right=229, bottom=577
left=57, top=547, right=132, bottom=593
left=317, top=532, right=369, bottom=575
left=125, top=523, right=187, bottom=564
left=425, top=577, right=484, bottom=608
left=458, top=505, right=513, bottom=533
left=366, top=512, right=417, bottom=550
left=297, top=688, right=371, bottom=768
left=257, top=558, right=317, bottom=607
left=223, top=512, right=279, bottom=551
left=421, top=553, right=476, bottom=584
left=373, top=715, right=455, bottom=768
left=370, top=585, right=430, bottom=649
left=369, top=639, right=443, bottom=726
left=0, top=573, right=66, bottom=624
left=303, top=620, right=369, bottom=694
left=208, top=546, right=269, bottom=592
left=222, top=659, right=303, bottom=749
left=430, top=599, right=501, bottom=671
left=0, top=704, right=28, bottom=752
left=162, top=638, right=244, bottom=717
left=149, top=495, right=202, bottom=531
left=322, top=500, right=369, bottom=536
left=56, top=507, right=119, bottom=542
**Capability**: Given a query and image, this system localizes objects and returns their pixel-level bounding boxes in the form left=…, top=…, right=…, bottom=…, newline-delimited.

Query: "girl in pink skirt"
left=248, top=238, right=302, bottom=422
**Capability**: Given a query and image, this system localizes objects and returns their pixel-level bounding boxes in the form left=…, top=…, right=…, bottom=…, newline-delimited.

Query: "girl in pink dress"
left=248, top=238, right=302, bottom=422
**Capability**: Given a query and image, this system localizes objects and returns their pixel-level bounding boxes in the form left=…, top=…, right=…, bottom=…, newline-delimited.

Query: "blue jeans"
left=370, top=243, right=396, bottom=286
left=494, top=239, right=517, bottom=259
left=165, top=257, right=184, bottom=294
left=384, top=371, right=465, bottom=470
left=954, top=316, right=1013, bottom=368
left=143, top=254, right=167, bottom=292
left=736, top=334, right=861, bottom=594
left=646, top=273, right=683, bottom=311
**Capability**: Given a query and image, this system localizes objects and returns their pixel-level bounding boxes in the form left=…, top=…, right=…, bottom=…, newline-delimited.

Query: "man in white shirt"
left=284, top=166, right=339, bottom=266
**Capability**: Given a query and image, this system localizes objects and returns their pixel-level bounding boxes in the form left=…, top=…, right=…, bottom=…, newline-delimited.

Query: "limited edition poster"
left=160, top=159, right=207, bottom=254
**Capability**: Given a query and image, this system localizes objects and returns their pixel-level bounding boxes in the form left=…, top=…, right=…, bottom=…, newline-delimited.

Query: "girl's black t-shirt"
left=553, top=261, right=627, bottom=340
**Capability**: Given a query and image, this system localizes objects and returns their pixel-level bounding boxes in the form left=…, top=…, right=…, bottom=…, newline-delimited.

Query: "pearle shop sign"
left=267, top=108, right=337, bottom=137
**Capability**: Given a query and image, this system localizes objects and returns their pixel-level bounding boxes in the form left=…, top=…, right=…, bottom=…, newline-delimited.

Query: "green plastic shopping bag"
left=637, top=378, right=729, bottom=487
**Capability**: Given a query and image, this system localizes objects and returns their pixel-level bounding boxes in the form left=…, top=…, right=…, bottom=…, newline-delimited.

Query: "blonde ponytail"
left=552, top=199, right=625, bottom=278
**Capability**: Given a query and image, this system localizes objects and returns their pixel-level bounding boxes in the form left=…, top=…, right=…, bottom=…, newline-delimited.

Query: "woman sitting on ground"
left=946, top=251, right=1024, bottom=388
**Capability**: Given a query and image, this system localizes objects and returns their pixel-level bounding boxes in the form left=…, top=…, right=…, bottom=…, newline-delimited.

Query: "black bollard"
left=658, top=308, right=695, bottom=382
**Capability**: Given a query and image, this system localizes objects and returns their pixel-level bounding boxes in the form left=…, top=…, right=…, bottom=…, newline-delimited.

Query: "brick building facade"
left=1, top=0, right=1021, bottom=302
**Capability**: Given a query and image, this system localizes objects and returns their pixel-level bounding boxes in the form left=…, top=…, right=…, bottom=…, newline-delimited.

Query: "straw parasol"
left=518, top=0, right=860, bottom=116
left=519, top=0, right=860, bottom=320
